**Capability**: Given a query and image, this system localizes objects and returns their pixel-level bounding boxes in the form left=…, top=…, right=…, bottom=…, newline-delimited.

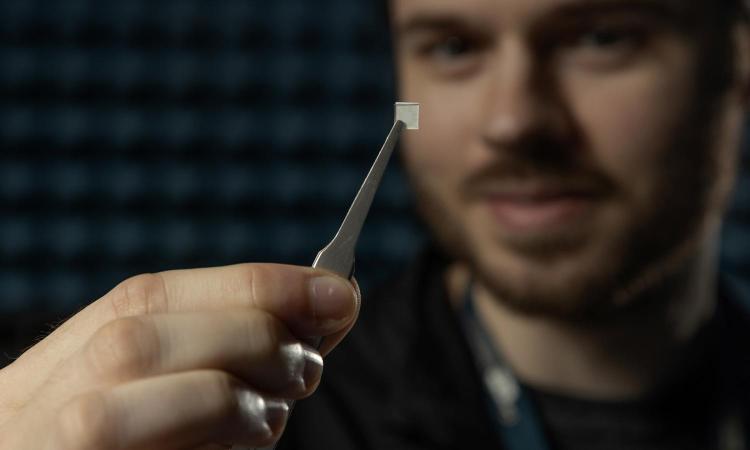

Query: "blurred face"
left=391, top=0, right=746, bottom=316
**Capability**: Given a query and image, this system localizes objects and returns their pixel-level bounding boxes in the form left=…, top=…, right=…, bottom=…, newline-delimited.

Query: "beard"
left=407, top=84, right=735, bottom=322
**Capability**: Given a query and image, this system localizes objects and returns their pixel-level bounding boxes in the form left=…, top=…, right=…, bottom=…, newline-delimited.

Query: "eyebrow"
left=394, top=13, right=492, bottom=39
left=394, top=0, right=688, bottom=37
left=549, top=0, right=687, bottom=21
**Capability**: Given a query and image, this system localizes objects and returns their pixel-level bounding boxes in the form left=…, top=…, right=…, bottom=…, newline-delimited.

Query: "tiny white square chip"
left=395, top=102, right=420, bottom=130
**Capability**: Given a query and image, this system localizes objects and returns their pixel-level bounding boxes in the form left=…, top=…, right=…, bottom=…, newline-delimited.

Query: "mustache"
left=460, top=152, right=617, bottom=199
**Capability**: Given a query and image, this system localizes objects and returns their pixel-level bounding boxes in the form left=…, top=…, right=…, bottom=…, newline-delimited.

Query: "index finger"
left=11, top=264, right=358, bottom=382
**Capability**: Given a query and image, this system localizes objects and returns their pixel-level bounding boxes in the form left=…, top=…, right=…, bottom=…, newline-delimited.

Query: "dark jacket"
left=278, top=247, right=750, bottom=450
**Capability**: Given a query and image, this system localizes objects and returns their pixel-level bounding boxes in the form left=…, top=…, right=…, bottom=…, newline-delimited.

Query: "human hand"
left=0, top=263, right=359, bottom=449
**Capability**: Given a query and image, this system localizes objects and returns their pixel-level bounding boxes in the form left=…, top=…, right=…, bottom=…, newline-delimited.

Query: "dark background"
left=0, top=0, right=748, bottom=363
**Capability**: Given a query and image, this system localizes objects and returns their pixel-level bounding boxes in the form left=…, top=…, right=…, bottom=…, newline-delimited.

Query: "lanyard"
left=459, top=287, right=551, bottom=450
left=459, top=284, right=746, bottom=450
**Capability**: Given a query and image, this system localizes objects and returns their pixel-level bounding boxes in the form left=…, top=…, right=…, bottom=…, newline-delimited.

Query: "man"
left=279, top=0, right=750, bottom=448
left=0, top=0, right=748, bottom=449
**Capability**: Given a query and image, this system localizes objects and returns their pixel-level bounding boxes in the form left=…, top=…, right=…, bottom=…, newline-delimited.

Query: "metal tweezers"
left=312, top=102, right=420, bottom=278
left=243, top=102, right=420, bottom=450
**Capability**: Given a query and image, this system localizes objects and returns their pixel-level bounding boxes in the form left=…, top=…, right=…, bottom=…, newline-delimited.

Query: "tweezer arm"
left=311, top=119, right=406, bottom=278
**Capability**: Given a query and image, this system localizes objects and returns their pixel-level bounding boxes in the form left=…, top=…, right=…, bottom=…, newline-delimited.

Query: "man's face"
left=391, top=0, right=746, bottom=316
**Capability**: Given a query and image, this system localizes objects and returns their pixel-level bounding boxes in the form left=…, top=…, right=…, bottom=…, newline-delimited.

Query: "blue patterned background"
left=0, top=0, right=747, bottom=356
left=0, top=0, right=422, bottom=317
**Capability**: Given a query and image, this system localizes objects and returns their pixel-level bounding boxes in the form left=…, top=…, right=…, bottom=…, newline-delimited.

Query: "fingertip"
left=307, top=275, right=358, bottom=333
left=277, top=342, right=324, bottom=398
left=315, top=277, right=360, bottom=357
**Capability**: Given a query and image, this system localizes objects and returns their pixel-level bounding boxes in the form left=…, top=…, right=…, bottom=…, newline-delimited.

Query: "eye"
left=575, top=26, right=644, bottom=50
left=409, top=31, right=488, bottom=78
left=430, top=35, right=476, bottom=59
left=557, top=21, right=652, bottom=69
left=580, top=29, right=630, bottom=47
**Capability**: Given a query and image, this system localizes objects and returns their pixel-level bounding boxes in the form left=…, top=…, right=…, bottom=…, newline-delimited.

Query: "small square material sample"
left=395, top=102, right=420, bottom=130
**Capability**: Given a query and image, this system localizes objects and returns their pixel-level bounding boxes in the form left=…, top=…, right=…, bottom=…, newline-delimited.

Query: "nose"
left=481, top=38, right=566, bottom=148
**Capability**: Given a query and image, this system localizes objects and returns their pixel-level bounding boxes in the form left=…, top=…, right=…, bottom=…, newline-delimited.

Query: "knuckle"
left=197, top=371, right=282, bottom=446
left=200, top=371, right=241, bottom=418
left=86, top=317, right=160, bottom=380
left=244, top=311, right=284, bottom=360
left=236, top=263, right=268, bottom=309
left=109, top=273, right=168, bottom=318
left=56, top=392, right=113, bottom=450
